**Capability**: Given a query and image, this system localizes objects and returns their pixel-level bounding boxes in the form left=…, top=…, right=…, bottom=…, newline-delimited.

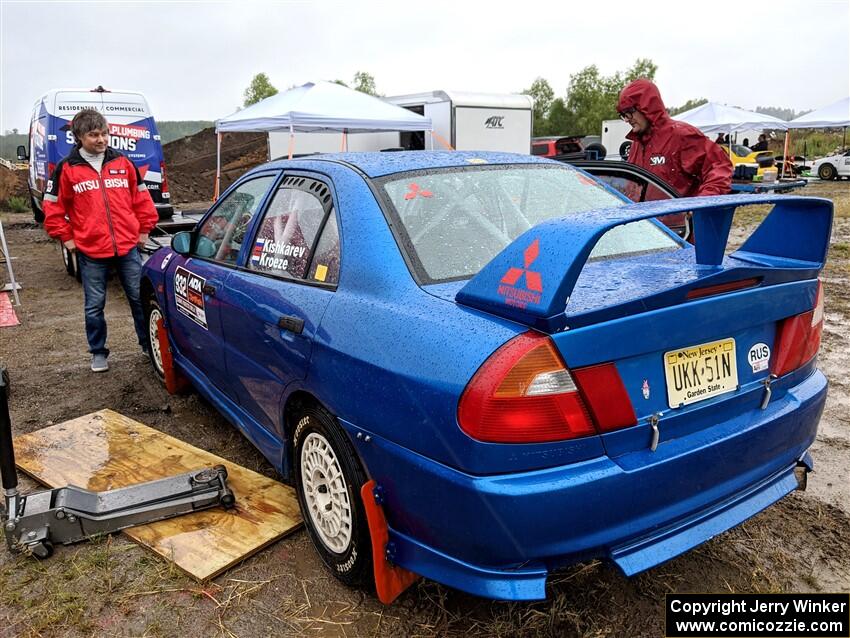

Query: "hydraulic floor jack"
left=1, top=368, right=236, bottom=558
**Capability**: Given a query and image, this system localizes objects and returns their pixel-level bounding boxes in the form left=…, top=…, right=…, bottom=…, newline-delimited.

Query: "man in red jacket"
left=43, top=109, right=158, bottom=372
left=617, top=79, right=732, bottom=197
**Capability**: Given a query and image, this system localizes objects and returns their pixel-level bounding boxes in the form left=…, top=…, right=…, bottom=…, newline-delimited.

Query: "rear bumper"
left=347, top=369, right=827, bottom=600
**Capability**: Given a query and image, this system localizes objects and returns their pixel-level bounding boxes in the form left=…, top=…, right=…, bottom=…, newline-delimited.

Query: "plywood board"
left=13, top=409, right=302, bottom=581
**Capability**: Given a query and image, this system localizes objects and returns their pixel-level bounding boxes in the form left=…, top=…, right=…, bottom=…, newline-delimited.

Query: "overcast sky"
left=1, top=0, right=848, bottom=132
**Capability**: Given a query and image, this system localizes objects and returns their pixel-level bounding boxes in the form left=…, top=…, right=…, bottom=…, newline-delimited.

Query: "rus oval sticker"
left=748, top=342, right=771, bottom=373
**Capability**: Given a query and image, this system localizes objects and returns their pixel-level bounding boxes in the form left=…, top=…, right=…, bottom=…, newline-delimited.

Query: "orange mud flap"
left=156, top=318, right=190, bottom=394
left=361, top=480, right=420, bottom=604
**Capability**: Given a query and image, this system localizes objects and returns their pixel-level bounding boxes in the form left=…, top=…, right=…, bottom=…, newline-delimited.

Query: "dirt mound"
left=162, top=127, right=268, bottom=205
left=0, top=165, right=29, bottom=204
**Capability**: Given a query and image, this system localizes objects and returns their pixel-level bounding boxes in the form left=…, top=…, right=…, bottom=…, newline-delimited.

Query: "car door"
left=166, top=172, right=277, bottom=399
left=565, top=160, right=690, bottom=239
left=218, top=173, right=341, bottom=436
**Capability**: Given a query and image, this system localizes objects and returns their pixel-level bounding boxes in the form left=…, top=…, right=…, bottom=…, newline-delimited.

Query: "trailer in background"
left=601, top=119, right=633, bottom=160
left=268, top=90, right=533, bottom=158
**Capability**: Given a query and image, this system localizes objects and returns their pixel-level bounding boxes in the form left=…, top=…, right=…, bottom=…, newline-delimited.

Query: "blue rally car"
left=141, top=152, right=831, bottom=601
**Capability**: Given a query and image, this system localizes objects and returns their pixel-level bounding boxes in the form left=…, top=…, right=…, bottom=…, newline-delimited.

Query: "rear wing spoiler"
left=455, top=194, right=833, bottom=331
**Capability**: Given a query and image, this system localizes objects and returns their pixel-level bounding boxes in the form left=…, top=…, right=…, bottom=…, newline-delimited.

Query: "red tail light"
left=572, top=364, right=637, bottom=432
left=458, top=332, right=636, bottom=443
left=772, top=281, right=824, bottom=377
left=160, top=161, right=170, bottom=197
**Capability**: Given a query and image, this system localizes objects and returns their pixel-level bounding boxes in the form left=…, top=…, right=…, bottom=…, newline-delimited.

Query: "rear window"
left=380, top=165, right=680, bottom=282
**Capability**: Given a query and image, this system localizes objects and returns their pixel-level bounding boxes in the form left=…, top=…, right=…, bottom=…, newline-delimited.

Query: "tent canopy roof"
left=673, top=101, right=788, bottom=133
left=216, top=81, right=432, bottom=134
left=788, top=97, right=850, bottom=129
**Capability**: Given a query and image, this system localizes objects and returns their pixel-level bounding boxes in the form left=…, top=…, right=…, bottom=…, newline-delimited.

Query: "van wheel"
left=293, top=405, right=372, bottom=586
left=30, top=197, right=44, bottom=224
left=145, top=295, right=166, bottom=381
left=61, top=245, right=76, bottom=278
left=619, top=141, right=632, bottom=160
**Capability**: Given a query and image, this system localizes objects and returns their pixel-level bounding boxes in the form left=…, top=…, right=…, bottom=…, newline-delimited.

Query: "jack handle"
left=0, top=367, right=18, bottom=496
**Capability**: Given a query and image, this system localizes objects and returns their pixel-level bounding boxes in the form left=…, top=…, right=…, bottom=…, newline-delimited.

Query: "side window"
left=307, top=213, right=340, bottom=285
left=248, top=179, right=338, bottom=284
left=194, top=176, right=275, bottom=263
left=591, top=172, right=645, bottom=202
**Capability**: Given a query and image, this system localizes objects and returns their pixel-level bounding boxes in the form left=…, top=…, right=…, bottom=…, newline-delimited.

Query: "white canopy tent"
left=788, top=97, right=850, bottom=153
left=214, top=81, right=434, bottom=197
left=672, top=101, right=789, bottom=134
left=787, top=97, right=850, bottom=129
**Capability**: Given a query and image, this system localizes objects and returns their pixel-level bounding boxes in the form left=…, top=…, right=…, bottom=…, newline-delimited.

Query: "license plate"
left=664, top=338, right=738, bottom=408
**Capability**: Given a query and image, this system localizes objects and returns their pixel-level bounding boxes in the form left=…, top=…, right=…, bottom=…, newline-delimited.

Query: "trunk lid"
left=456, top=194, right=832, bottom=457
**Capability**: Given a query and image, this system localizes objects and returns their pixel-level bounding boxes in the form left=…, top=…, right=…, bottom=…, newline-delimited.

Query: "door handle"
left=277, top=315, right=304, bottom=334
left=202, top=283, right=216, bottom=297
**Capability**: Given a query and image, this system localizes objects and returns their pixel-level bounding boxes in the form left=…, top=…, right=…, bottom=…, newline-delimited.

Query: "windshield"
left=732, top=145, right=752, bottom=157
left=380, top=165, right=680, bottom=282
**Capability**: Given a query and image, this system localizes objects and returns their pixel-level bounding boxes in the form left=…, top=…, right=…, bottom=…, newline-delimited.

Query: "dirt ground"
left=0, top=180, right=848, bottom=637
left=162, top=128, right=268, bottom=204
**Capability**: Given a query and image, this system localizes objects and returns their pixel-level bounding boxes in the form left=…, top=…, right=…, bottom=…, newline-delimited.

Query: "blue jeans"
left=77, top=248, right=147, bottom=356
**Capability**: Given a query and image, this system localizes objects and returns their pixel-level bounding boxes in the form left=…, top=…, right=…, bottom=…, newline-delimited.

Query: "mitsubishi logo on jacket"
left=71, top=177, right=130, bottom=194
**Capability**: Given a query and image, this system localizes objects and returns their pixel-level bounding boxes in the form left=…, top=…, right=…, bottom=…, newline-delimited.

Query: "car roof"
left=251, top=151, right=554, bottom=179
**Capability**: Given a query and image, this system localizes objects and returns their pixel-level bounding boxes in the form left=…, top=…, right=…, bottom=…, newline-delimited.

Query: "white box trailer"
left=268, top=90, right=533, bottom=158
left=601, top=118, right=634, bottom=160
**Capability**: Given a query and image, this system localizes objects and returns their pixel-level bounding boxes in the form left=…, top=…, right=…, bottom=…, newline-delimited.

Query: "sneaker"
left=141, top=346, right=151, bottom=359
left=91, top=353, right=109, bottom=373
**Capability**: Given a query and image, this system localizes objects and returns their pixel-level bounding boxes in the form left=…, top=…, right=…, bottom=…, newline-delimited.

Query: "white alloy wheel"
left=148, top=306, right=165, bottom=376
left=300, top=432, right=353, bottom=554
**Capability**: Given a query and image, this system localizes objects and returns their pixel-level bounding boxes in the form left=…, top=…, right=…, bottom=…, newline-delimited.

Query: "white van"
left=20, top=86, right=172, bottom=223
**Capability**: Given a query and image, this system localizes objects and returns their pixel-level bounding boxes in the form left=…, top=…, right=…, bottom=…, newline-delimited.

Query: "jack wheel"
left=30, top=540, right=54, bottom=560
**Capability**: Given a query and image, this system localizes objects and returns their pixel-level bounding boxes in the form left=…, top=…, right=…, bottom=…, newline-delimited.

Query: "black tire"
left=583, top=142, right=607, bottom=160
left=61, top=245, right=75, bottom=278
left=30, top=196, right=44, bottom=224
left=619, top=140, right=632, bottom=160
left=293, top=404, right=372, bottom=586
left=73, top=252, right=82, bottom=282
left=818, top=163, right=837, bottom=180
left=145, top=295, right=166, bottom=381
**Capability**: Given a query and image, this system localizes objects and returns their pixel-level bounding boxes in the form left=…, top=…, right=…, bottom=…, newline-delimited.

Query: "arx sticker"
left=748, top=342, right=771, bottom=373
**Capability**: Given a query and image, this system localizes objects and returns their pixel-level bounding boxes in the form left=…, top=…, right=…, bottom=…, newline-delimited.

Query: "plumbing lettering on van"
left=64, top=130, right=137, bottom=152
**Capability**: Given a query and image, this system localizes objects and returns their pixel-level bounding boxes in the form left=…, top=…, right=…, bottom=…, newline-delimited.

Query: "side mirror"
left=171, top=231, right=192, bottom=255
left=16, top=145, right=28, bottom=161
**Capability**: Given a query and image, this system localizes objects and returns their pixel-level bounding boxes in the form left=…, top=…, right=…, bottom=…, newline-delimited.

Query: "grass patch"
left=829, top=242, right=850, bottom=259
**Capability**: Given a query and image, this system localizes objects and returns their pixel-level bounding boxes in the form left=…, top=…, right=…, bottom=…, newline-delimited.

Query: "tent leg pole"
left=214, top=132, right=221, bottom=202
left=288, top=124, right=294, bottom=161
left=781, top=130, right=790, bottom=180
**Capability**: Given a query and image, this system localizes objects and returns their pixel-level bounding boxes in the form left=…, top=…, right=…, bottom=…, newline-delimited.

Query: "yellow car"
left=720, top=144, right=778, bottom=181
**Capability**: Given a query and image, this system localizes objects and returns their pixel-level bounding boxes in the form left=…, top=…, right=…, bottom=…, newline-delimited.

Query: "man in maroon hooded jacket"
left=617, top=79, right=732, bottom=197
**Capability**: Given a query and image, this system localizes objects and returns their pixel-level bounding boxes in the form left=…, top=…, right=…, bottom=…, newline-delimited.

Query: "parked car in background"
left=532, top=136, right=607, bottom=161
left=141, top=151, right=830, bottom=601
left=810, top=149, right=850, bottom=180
left=719, top=143, right=777, bottom=181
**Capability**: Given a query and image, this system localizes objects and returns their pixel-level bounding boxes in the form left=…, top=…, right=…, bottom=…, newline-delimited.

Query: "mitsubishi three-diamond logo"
left=497, top=238, right=543, bottom=308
